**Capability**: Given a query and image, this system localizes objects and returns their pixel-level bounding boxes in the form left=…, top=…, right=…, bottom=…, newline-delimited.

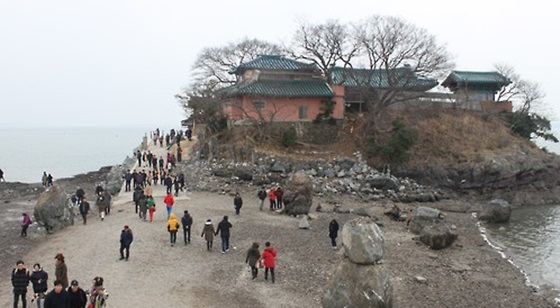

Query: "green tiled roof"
left=331, top=67, right=438, bottom=91
left=230, top=55, right=319, bottom=75
left=442, top=71, right=510, bottom=88
left=222, top=80, right=333, bottom=98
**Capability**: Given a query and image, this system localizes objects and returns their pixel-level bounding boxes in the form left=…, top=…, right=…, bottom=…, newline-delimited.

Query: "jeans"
left=13, top=292, right=26, bottom=308
left=221, top=235, right=230, bottom=252
left=120, top=244, right=130, bottom=259
left=34, top=293, right=44, bottom=308
left=170, top=231, right=177, bottom=244
left=259, top=199, right=265, bottom=211
left=265, top=267, right=275, bottom=283
left=166, top=206, right=172, bottom=219
left=183, top=227, right=191, bottom=243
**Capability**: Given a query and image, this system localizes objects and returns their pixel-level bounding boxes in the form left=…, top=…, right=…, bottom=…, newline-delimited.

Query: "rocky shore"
left=1, top=139, right=559, bottom=307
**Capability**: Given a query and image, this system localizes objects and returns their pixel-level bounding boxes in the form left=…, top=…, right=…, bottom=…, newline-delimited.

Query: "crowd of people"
left=11, top=254, right=108, bottom=308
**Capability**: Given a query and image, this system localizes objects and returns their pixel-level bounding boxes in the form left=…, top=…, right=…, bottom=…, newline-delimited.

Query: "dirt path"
left=0, top=138, right=320, bottom=307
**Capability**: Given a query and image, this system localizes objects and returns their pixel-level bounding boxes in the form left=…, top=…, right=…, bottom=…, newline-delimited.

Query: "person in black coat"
left=181, top=210, right=193, bottom=244
left=79, top=200, right=90, bottom=225
left=12, top=260, right=30, bottom=308
left=233, top=193, right=243, bottom=216
left=67, top=280, right=87, bottom=308
left=329, top=219, right=340, bottom=249
left=44, top=280, right=70, bottom=308
left=30, top=263, right=48, bottom=305
left=119, top=225, right=134, bottom=261
left=215, top=216, right=233, bottom=253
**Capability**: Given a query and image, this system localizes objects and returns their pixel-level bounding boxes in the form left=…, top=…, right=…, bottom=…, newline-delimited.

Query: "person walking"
left=181, top=210, right=193, bottom=245
left=30, top=263, right=48, bottom=308
left=12, top=260, right=30, bottom=308
left=139, top=194, right=148, bottom=221
left=233, top=193, right=243, bottom=216
left=67, top=280, right=87, bottom=308
left=43, top=280, right=70, bottom=308
left=79, top=200, right=90, bottom=225
left=262, top=242, right=277, bottom=283
left=163, top=193, right=174, bottom=220
left=257, top=187, right=267, bottom=211
left=215, top=216, right=233, bottom=253
left=147, top=196, right=156, bottom=223
left=144, top=181, right=153, bottom=198
left=201, top=219, right=215, bottom=251
left=21, top=213, right=33, bottom=237
left=123, top=170, right=132, bottom=192
left=54, top=253, right=69, bottom=289
left=119, top=225, right=133, bottom=261
left=164, top=175, right=173, bottom=195
left=328, top=219, right=340, bottom=249
left=173, top=177, right=180, bottom=197
left=42, top=172, right=48, bottom=188
left=166, top=213, right=180, bottom=247
left=245, top=242, right=261, bottom=280
left=268, top=187, right=276, bottom=211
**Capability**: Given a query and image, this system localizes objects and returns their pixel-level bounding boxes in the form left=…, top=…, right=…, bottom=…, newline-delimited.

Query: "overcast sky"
left=1, top=0, right=558, bottom=128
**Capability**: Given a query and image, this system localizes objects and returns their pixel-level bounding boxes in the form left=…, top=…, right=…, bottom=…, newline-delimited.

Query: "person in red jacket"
left=262, top=241, right=277, bottom=283
left=268, top=188, right=276, bottom=211
left=164, top=193, right=174, bottom=220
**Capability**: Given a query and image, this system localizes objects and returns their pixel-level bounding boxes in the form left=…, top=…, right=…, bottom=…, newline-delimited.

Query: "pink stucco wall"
left=224, top=93, right=345, bottom=122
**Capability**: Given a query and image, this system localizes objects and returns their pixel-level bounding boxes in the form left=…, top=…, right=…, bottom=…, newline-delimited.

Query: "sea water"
left=0, top=126, right=158, bottom=183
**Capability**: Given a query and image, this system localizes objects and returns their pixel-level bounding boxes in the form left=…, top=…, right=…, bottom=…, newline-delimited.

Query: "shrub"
left=368, top=119, right=418, bottom=163
left=282, top=126, right=297, bottom=147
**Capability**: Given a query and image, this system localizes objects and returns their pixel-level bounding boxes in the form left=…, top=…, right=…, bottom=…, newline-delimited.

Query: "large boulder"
left=410, top=206, right=441, bottom=234
left=33, top=185, right=74, bottom=231
left=478, top=199, right=511, bottom=223
left=419, top=223, right=458, bottom=250
left=367, top=175, right=400, bottom=192
left=322, top=258, right=393, bottom=308
left=342, top=218, right=385, bottom=265
left=104, top=165, right=123, bottom=195
left=283, top=172, right=313, bottom=215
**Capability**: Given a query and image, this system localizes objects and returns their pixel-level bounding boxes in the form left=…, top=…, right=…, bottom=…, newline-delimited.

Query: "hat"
left=205, top=219, right=212, bottom=225
left=71, top=280, right=79, bottom=286
left=124, top=225, right=129, bottom=229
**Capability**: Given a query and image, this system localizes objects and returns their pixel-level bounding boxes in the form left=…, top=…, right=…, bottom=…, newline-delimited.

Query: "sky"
left=1, top=0, right=558, bottom=128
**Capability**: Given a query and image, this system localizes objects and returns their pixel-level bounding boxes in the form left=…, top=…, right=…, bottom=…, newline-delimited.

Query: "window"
left=299, top=105, right=308, bottom=119
left=253, top=100, right=266, bottom=110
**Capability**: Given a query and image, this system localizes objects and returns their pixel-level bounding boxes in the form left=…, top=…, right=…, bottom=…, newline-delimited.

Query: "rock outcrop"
left=283, top=172, right=313, bottom=216
left=33, top=185, right=74, bottom=231
left=478, top=199, right=512, bottom=223
left=323, top=218, right=392, bottom=308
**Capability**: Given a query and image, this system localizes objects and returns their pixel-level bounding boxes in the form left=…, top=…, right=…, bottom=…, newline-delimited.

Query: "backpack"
left=257, top=190, right=266, bottom=200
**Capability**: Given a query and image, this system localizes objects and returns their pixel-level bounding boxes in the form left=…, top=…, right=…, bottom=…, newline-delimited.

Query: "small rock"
left=299, top=216, right=310, bottom=229
left=414, top=276, right=428, bottom=284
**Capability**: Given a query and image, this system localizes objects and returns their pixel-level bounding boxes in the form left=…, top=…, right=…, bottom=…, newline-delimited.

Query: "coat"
left=201, top=224, right=215, bottom=241
left=216, top=219, right=232, bottom=237
left=67, top=287, right=88, bottom=308
left=120, top=229, right=134, bottom=246
left=44, top=289, right=70, bottom=308
left=262, top=247, right=277, bottom=268
left=245, top=247, right=261, bottom=267
left=144, top=185, right=153, bottom=196
left=329, top=220, right=339, bottom=238
left=11, top=268, right=30, bottom=294
left=139, top=196, right=148, bottom=213
left=233, top=196, right=243, bottom=209
left=55, top=262, right=69, bottom=289
left=164, top=194, right=174, bottom=207
left=268, top=189, right=276, bottom=201
left=181, top=213, right=192, bottom=229
left=167, top=214, right=180, bottom=232
left=30, top=268, right=48, bottom=293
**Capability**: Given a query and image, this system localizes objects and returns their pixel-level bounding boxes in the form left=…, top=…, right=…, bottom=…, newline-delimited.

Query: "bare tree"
left=349, top=15, right=453, bottom=122
left=191, top=38, right=284, bottom=89
left=495, top=63, right=547, bottom=115
left=289, top=19, right=359, bottom=81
